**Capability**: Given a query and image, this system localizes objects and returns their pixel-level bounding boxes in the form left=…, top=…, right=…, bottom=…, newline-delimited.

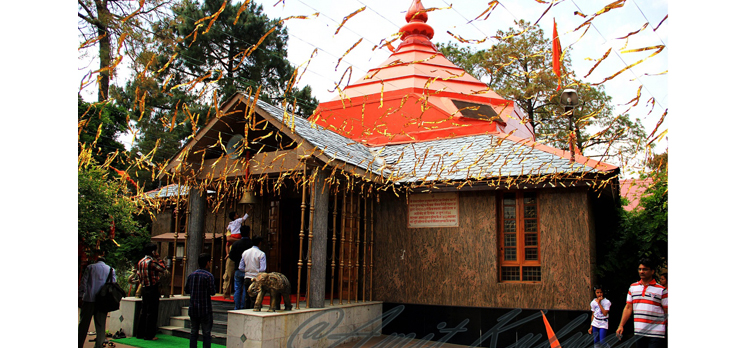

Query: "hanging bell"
left=239, top=190, right=258, bottom=204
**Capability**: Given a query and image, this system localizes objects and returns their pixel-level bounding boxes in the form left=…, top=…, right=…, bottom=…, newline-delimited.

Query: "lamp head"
left=560, top=88, right=579, bottom=108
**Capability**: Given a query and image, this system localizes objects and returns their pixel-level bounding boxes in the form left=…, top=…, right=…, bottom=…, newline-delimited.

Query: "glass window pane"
left=523, top=192, right=536, bottom=204
left=504, top=206, right=516, bottom=219
left=525, top=233, right=537, bottom=246
left=524, top=206, right=537, bottom=219
left=505, top=248, right=517, bottom=261
left=502, top=266, right=520, bottom=281
left=522, top=266, right=541, bottom=281
left=505, top=220, right=516, bottom=232
left=505, top=234, right=517, bottom=247
left=525, top=248, right=538, bottom=260
left=524, top=219, right=537, bottom=232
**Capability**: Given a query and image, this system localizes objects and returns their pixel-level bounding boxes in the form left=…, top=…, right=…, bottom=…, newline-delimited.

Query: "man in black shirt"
left=228, top=225, right=255, bottom=309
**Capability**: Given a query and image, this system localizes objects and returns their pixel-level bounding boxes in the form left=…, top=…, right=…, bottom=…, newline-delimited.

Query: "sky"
left=77, top=0, right=669, bottom=178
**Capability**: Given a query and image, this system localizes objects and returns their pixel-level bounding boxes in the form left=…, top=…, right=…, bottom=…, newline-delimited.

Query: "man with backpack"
left=78, top=250, right=116, bottom=348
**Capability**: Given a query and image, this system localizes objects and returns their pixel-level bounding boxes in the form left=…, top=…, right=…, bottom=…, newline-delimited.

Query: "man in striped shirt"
left=136, top=243, right=168, bottom=340
left=186, top=253, right=215, bottom=348
left=616, top=258, right=668, bottom=348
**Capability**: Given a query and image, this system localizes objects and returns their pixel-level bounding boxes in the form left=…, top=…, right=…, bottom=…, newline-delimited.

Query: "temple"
left=312, top=0, right=534, bottom=145
left=112, top=1, right=624, bottom=347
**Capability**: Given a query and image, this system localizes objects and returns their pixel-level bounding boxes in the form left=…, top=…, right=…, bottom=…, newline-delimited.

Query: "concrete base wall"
left=226, top=301, right=383, bottom=348
left=108, top=296, right=190, bottom=336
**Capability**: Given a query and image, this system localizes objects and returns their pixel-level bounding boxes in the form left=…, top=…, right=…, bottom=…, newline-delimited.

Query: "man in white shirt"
left=78, top=250, right=116, bottom=348
left=239, top=236, right=266, bottom=309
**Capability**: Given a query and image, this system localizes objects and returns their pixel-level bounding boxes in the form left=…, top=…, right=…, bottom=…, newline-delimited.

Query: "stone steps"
left=158, top=299, right=235, bottom=346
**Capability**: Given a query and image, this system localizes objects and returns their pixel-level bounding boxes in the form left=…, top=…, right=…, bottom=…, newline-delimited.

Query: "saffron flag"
left=541, top=310, right=562, bottom=348
left=552, top=18, right=562, bottom=90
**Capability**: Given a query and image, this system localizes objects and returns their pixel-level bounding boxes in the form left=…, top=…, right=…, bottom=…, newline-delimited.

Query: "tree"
left=112, top=0, right=319, bottom=189
left=78, top=0, right=174, bottom=101
left=79, top=164, right=151, bottom=272
left=595, top=164, right=667, bottom=304
left=648, top=150, right=667, bottom=172
left=168, top=0, right=318, bottom=112
left=439, top=20, right=646, bottom=160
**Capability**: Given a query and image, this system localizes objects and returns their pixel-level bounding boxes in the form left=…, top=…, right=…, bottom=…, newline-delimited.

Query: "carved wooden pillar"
left=355, top=190, right=361, bottom=303
left=171, top=183, right=180, bottom=295
left=296, top=165, right=307, bottom=309
left=347, top=189, right=354, bottom=304
left=370, top=194, right=375, bottom=301
left=339, top=186, right=346, bottom=305
left=182, top=190, right=190, bottom=295
left=330, top=185, right=338, bottom=306
left=210, top=205, right=217, bottom=281
left=362, top=189, right=368, bottom=302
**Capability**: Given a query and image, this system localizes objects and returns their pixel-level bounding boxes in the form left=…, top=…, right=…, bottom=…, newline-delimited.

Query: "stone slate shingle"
left=255, top=100, right=612, bottom=184
left=255, top=99, right=385, bottom=174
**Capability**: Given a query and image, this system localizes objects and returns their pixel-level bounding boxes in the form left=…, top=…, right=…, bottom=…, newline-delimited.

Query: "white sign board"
left=407, top=192, right=459, bottom=228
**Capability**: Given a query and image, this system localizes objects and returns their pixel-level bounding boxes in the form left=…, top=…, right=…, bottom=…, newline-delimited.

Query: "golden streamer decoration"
left=574, top=0, right=626, bottom=32
left=583, top=48, right=611, bottom=78
left=446, top=31, right=487, bottom=44
left=335, top=38, right=363, bottom=71
left=334, top=6, right=366, bottom=36
left=195, top=0, right=227, bottom=35
left=593, top=45, right=665, bottom=85
left=472, top=1, right=500, bottom=22
left=233, top=0, right=253, bottom=25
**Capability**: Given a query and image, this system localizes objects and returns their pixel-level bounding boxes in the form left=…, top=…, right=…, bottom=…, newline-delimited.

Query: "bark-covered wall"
left=372, top=188, right=595, bottom=311
left=151, top=210, right=173, bottom=237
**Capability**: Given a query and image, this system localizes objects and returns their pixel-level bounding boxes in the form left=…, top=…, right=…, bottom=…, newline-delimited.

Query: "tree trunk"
left=95, top=0, right=112, bottom=102
left=309, top=170, right=329, bottom=308
left=187, top=187, right=207, bottom=275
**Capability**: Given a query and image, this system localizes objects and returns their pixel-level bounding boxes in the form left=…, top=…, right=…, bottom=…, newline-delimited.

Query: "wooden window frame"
left=497, top=191, right=541, bottom=283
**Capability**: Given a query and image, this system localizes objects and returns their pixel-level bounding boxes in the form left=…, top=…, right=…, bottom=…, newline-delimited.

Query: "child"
left=659, top=272, right=667, bottom=288
left=588, top=285, right=611, bottom=348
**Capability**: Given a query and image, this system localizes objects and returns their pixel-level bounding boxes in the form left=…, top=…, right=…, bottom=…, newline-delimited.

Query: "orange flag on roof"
left=552, top=18, right=562, bottom=90
left=541, top=310, right=562, bottom=348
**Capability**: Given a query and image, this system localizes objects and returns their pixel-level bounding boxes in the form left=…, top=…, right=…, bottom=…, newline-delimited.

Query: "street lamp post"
left=560, top=88, right=579, bottom=163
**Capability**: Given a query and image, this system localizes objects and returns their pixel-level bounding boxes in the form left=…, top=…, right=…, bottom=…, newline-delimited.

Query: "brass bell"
left=239, top=190, right=258, bottom=204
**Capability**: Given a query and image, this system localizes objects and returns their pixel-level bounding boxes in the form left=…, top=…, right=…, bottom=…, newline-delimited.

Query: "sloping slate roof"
left=143, top=184, right=215, bottom=199
left=370, top=134, right=604, bottom=183
left=144, top=184, right=189, bottom=198
left=254, top=98, right=385, bottom=174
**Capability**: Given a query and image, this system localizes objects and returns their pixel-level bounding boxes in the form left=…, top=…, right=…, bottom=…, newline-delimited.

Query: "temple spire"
left=398, top=0, right=436, bottom=50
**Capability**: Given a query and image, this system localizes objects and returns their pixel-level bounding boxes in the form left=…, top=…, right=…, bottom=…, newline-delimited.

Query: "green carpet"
left=111, top=333, right=225, bottom=348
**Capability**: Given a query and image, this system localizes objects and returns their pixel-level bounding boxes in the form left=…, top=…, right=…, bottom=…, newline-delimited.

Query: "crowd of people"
left=77, top=210, right=268, bottom=348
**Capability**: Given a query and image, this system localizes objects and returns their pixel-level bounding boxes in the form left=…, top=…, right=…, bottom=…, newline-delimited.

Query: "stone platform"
left=226, top=301, right=383, bottom=348
left=107, top=295, right=190, bottom=337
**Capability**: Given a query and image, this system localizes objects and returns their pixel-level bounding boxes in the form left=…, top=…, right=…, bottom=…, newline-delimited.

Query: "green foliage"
left=648, top=151, right=668, bottom=171
left=78, top=96, right=129, bottom=167
left=438, top=20, right=646, bottom=160
left=596, top=167, right=668, bottom=294
left=79, top=164, right=151, bottom=270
